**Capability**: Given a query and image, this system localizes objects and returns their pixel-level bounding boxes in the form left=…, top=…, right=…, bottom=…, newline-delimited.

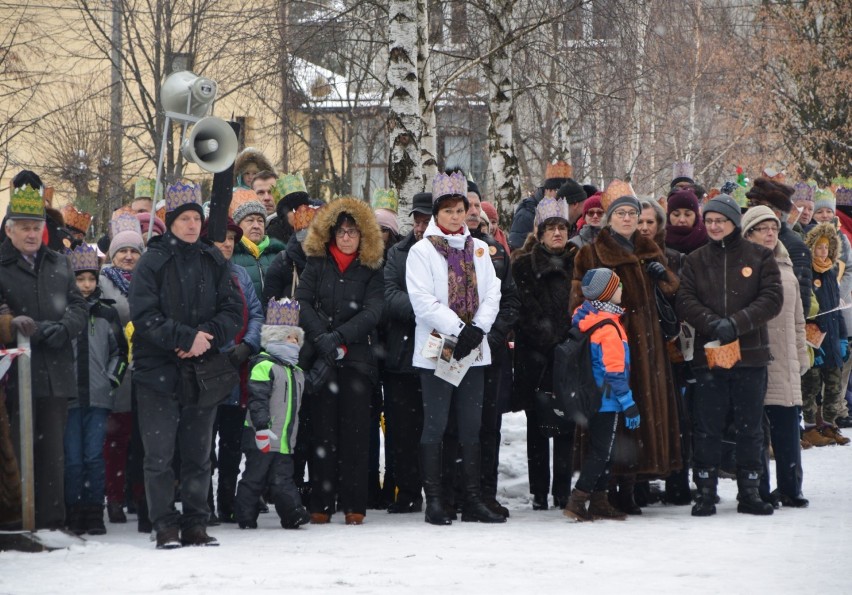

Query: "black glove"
left=646, top=261, right=667, bottom=281
left=453, top=324, right=485, bottom=361
left=11, top=316, right=37, bottom=338
left=41, top=324, right=68, bottom=350
left=710, top=317, right=737, bottom=345
left=314, top=331, right=342, bottom=357
left=227, top=342, right=253, bottom=367
left=306, top=359, right=332, bottom=394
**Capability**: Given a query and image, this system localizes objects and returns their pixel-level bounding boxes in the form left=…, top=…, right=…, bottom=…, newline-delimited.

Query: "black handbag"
left=179, top=352, right=240, bottom=408
left=655, top=285, right=680, bottom=341
left=532, top=367, right=574, bottom=438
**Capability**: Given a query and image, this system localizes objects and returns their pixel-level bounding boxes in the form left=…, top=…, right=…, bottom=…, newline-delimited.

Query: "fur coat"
left=571, top=227, right=683, bottom=477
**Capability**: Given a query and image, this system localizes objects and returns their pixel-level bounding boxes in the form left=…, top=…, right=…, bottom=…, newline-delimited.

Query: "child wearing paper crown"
left=233, top=298, right=320, bottom=529
left=563, top=267, right=639, bottom=522
left=64, top=244, right=129, bottom=536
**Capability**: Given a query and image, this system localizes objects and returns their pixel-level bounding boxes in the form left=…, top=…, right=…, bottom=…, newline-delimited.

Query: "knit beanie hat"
left=581, top=268, right=621, bottom=302
left=480, top=201, right=498, bottom=224
left=745, top=177, right=794, bottom=213
left=813, top=188, right=836, bottom=214
left=666, top=188, right=700, bottom=218
left=109, top=230, right=144, bottom=260
left=136, top=212, right=165, bottom=237
left=740, top=205, right=780, bottom=236
left=556, top=179, right=587, bottom=204
left=703, top=194, right=742, bottom=229
left=232, top=200, right=268, bottom=225
left=374, top=208, right=399, bottom=235
left=583, top=194, right=603, bottom=216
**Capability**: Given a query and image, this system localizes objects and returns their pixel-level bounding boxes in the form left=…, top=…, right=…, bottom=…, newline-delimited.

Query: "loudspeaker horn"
left=180, top=116, right=239, bottom=173
left=161, top=71, right=218, bottom=117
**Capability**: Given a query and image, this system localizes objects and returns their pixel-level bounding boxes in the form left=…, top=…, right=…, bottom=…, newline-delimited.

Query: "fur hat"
left=805, top=222, right=840, bottom=263
left=703, top=194, right=742, bottom=229
left=745, top=177, right=794, bottom=213
left=582, top=268, right=621, bottom=302
left=741, top=206, right=780, bottom=236
left=556, top=179, right=587, bottom=204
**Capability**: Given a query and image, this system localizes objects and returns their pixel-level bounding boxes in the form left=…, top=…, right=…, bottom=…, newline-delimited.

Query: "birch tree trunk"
left=417, top=0, right=438, bottom=186
left=626, top=0, right=651, bottom=181
left=387, top=0, right=422, bottom=217
left=484, top=0, right=522, bottom=217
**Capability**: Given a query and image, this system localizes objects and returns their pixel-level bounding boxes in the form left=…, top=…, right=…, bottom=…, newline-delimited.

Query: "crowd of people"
left=0, top=154, right=850, bottom=548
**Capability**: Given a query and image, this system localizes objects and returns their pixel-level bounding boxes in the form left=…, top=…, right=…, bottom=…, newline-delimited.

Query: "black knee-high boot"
left=459, top=443, right=506, bottom=524
left=420, top=443, right=451, bottom=525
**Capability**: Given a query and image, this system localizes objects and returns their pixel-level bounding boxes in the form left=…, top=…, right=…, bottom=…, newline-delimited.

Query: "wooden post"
left=16, top=334, right=34, bottom=532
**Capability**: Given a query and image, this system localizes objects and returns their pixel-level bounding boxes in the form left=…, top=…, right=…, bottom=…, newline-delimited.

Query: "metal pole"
left=109, top=0, right=123, bottom=215
left=16, top=334, right=34, bottom=532
left=147, top=114, right=171, bottom=244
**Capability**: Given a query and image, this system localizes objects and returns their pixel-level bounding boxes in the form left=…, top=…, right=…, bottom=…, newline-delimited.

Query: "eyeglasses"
left=704, top=217, right=729, bottom=227
left=750, top=224, right=779, bottom=234
left=611, top=209, right=638, bottom=219
left=336, top=227, right=361, bottom=238
left=586, top=210, right=605, bottom=218
left=544, top=223, right=568, bottom=232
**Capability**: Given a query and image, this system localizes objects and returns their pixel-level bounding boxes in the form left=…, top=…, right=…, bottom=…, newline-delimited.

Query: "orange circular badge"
left=476, top=247, right=485, bottom=257
left=741, top=266, right=753, bottom=278
left=814, top=279, right=822, bottom=288
left=488, top=246, right=497, bottom=256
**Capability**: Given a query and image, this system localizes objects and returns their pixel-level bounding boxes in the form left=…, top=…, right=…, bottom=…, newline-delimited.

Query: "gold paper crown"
left=371, top=188, right=398, bottom=213
left=266, top=298, right=300, bottom=327
left=792, top=181, right=815, bottom=203
left=293, top=204, right=322, bottom=231
left=228, top=189, right=260, bottom=218
left=432, top=172, right=467, bottom=201
left=545, top=161, right=573, bottom=180
left=66, top=243, right=99, bottom=272
left=534, top=196, right=570, bottom=227
left=275, top=173, right=307, bottom=200
left=814, top=188, right=836, bottom=207
left=61, top=204, right=92, bottom=233
left=672, top=161, right=694, bottom=181
left=165, top=181, right=202, bottom=212
left=134, top=178, right=161, bottom=200
left=8, top=186, right=45, bottom=220
left=109, top=214, right=142, bottom=240
left=600, top=180, right=636, bottom=213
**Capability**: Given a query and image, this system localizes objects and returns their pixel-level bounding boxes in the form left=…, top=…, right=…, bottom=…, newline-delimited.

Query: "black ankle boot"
left=136, top=497, right=153, bottom=533
left=736, top=469, right=773, bottom=515
left=420, top=443, right=451, bottom=525
left=691, top=468, right=717, bottom=517
left=86, top=504, right=107, bottom=535
left=459, top=443, right=506, bottom=524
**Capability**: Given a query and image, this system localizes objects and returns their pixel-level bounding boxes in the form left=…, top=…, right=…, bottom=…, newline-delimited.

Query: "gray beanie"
left=581, top=268, right=621, bottom=302
left=606, top=195, right=642, bottom=218
left=232, top=200, right=267, bottom=226
left=703, top=194, right=742, bottom=229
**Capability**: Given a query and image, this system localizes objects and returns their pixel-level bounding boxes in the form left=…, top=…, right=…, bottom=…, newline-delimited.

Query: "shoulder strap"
left=586, top=318, right=623, bottom=341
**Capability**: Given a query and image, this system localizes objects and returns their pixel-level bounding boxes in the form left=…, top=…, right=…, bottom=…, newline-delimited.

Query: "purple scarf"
left=665, top=222, right=708, bottom=255
left=428, top=235, right=479, bottom=324
left=102, top=265, right=133, bottom=296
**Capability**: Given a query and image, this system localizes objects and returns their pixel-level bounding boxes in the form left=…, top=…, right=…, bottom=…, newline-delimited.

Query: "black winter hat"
left=703, top=194, right=742, bottom=229
left=556, top=179, right=587, bottom=204
left=583, top=184, right=598, bottom=199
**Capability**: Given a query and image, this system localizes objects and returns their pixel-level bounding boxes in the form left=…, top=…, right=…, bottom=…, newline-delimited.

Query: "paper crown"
left=731, top=185, right=748, bottom=208
left=600, top=180, right=636, bottom=213
left=432, top=171, right=467, bottom=201
left=228, top=189, right=260, bottom=218
left=371, top=187, right=398, bottom=213
left=66, top=243, right=99, bottom=272
left=43, top=187, right=54, bottom=207
left=165, top=181, right=202, bottom=212
left=545, top=161, right=573, bottom=180
left=672, top=161, right=695, bottom=182
left=534, top=196, right=570, bottom=227
left=275, top=172, right=307, bottom=201
left=8, top=186, right=45, bottom=220
left=836, top=187, right=852, bottom=207
left=266, top=298, right=300, bottom=327
left=109, top=213, right=142, bottom=240
left=134, top=178, right=162, bottom=201
left=293, top=204, right=322, bottom=231
left=61, top=204, right=92, bottom=233
left=791, top=181, right=815, bottom=203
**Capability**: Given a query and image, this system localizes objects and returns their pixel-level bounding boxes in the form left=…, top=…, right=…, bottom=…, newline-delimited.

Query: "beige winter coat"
left=765, top=243, right=808, bottom=407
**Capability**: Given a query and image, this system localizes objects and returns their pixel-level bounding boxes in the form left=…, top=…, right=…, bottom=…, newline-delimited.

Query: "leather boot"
left=459, top=443, right=506, bottom=523
left=563, top=489, right=592, bottom=522
left=420, top=443, right=451, bottom=525
left=691, top=468, right=717, bottom=517
left=107, top=501, right=127, bottom=523
left=617, top=475, right=642, bottom=515
left=736, top=469, right=774, bottom=515
left=588, top=492, right=626, bottom=520
left=136, top=497, right=153, bottom=534
left=86, top=504, right=107, bottom=535
left=66, top=504, right=86, bottom=535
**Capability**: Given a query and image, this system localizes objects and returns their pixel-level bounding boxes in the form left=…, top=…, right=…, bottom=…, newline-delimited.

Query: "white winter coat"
left=406, top=219, right=501, bottom=370
left=765, top=244, right=807, bottom=407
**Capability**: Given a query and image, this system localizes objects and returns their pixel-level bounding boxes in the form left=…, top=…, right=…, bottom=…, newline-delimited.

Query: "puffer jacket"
left=221, top=262, right=264, bottom=407
left=262, top=235, right=308, bottom=302
left=677, top=230, right=784, bottom=369
left=383, top=231, right=418, bottom=374
left=246, top=352, right=304, bottom=454
left=231, top=235, right=287, bottom=299
left=99, top=267, right=134, bottom=412
left=572, top=302, right=632, bottom=413
left=764, top=245, right=807, bottom=407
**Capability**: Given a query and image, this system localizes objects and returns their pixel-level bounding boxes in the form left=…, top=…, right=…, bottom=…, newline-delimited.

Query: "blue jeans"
left=64, top=406, right=109, bottom=507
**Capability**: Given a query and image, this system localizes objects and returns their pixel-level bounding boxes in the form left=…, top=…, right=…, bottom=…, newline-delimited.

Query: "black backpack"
left=552, top=318, right=622, bottom=428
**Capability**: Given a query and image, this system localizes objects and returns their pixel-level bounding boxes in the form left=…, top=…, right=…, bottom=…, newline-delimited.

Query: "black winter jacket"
left=779, top=223, right=812, bottom=315
left=262, top=235, right=308, bottom=302
left=128, top=232, right=243, bottom=394
left=383, top=232, right=418, bottom=373
left=471, top=229, right=520, bottom=350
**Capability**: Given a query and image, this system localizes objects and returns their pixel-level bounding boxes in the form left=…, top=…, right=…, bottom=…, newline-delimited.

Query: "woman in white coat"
left=406, top=171, right=505, bottom=526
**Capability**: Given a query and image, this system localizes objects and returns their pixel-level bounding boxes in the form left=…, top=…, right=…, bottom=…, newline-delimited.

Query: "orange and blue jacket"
left=571, top=301, right=633, bottom=413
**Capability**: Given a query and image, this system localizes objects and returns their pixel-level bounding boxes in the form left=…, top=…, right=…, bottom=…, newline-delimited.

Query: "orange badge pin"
left=742, top=266, right=753, bottom=278
left=476, top=247, right=485, bottom=257
left=814, top=279, right=822, bottom=288
left=488, top=246, right=497, bottom=256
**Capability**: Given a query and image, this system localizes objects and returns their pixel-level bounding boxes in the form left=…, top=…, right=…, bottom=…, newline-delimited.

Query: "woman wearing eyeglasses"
left=570, top=180, right=683, bottom=516
left=295, top=197, right=385, bottom=525
left=569, top=192, right=605, bottom=250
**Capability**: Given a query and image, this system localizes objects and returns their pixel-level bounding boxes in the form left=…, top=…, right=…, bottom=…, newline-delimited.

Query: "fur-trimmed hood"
left=805, top=222, right=840, bottom=263
left=302, top=197, right=384, bottom=269
left=261, top=324, right=304, bottom=348
left=234, top=147, right=276, bottom=178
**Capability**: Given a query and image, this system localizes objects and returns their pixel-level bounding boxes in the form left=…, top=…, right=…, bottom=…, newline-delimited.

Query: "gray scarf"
left=265, top=341, right=300, bottom=366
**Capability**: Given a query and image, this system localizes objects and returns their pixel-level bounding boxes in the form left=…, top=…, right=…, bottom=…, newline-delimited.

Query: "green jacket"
left=232, top=235, right=287, bottom=299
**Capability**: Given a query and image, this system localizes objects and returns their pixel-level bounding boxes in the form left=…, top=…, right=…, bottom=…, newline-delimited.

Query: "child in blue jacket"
left=564, top=268, right=640, bottom=522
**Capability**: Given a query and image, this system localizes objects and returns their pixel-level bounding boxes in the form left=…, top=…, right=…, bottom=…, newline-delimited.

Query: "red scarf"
left=438, top=223, right=464, bottom=235
left=329, top=242, right=357, bottom=273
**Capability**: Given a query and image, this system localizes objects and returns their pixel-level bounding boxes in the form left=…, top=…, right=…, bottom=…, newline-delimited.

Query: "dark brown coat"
left=571, top=227, right=682, bottom=477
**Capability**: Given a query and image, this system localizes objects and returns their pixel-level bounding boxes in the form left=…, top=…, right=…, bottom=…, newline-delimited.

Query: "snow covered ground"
left=2, top=411, right=850, bottom=594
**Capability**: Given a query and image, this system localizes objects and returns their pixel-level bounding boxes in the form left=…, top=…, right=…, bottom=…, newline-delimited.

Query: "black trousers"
left=309, top=366, right=373, bottom=516
left=420, top=367, right=484, bottom=444
left=480, top=353, right=507, bottom=499
left=693, top=366, right=767, bottom=473
left=575, top=412, right=618, bottom=493
left=524, top=405, right=574, bottom=500
left=208, top=404, right=244, bottom=513
left=234, top=431, right=301, bottom=524
left=383, top=371, right=423, bottom=502
left=762, top=405, right=804, bottom=499
left=136, top=386, right=217, bottom=532
left=9, top=396, right=68, bottom=529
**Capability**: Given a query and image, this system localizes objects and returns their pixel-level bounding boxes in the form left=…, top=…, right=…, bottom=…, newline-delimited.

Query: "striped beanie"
left=581, top=268, right=621, bottom=302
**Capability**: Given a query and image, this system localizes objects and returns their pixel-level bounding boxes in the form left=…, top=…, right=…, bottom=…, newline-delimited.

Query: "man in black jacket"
left=0, top=183, right=87, bottom=529
left=129, top=182, right=242, bottom=549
